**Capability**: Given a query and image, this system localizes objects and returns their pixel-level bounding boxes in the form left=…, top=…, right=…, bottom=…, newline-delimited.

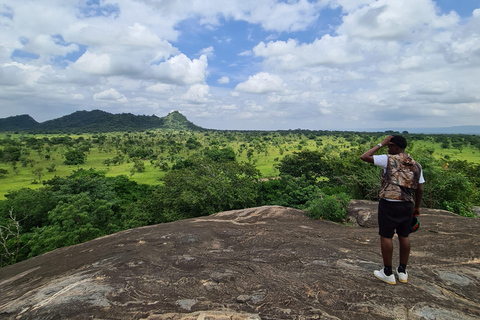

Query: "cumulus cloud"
left=145, top=83, right=175, bottom=93
left=67, top=22, right=179, bottom=78
left=72, top=51, right=112, bottom=75
left=184, top=0, right=320, bottom=32
left=93, top=88, right=127, bottom=103
left=180, top=84, right=211, bottom=103
left=152, top=54, right=208, bottom=85
left=23, top=34, right=79, bottom=59
left=218, top=76, right=230, bottom=84
left=235, top=72, right=286, bottom=93
left=253, top=35, right=363, bottom=70
left=247, top=0, right=320, bottom=32
left=0, top=64, right=28, bottom=86
left=338, top=0, right=459, bottom=40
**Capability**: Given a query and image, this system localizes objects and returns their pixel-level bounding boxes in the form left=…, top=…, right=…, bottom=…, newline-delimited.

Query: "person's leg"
left=398, top=236, right=410, bottom=266
left=396, top=202, right=413, bottom=275
left=374, top=235, right=396, bottom=284
left=397, top=235, right=410, bottom=283
left=380, top=236, right=393, bottom=270
left=375, top=200, right=396, bottom=284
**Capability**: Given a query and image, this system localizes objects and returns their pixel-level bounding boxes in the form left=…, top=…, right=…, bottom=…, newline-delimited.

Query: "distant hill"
left=0, top=110, right=206, bottom=133
left=361, top=125, right=480, bottom=135
left=1, top=110, right=479, bottom=134
left=407, top=125, right=480, bottom=135
left=161, top=110, right=205, bottom=131
left=0, top=114, right=39, bottom=131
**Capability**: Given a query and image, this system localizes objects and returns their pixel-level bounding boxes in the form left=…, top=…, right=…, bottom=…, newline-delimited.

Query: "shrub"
left=442, top=201, right=475, bottom=218
left=307, top=193, right=350, bottom=223
left=257, top=175, right=321, bottom=209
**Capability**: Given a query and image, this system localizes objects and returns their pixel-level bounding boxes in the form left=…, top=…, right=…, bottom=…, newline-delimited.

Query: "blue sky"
left=1, top=0, right=480, bottom=130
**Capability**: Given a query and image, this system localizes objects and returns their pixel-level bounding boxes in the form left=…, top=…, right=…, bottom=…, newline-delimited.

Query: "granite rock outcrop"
left=1, top=203, right=479, bottom=319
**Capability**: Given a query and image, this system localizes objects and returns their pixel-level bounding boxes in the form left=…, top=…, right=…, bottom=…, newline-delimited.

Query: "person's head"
left=387, top=135, right=407, bottom=155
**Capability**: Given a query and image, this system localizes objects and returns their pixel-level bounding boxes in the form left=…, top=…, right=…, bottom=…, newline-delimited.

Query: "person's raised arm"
left=360, top=135, right=393, bottom=164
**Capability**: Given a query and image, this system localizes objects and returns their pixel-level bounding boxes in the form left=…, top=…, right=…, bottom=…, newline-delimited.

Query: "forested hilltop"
left=0, top=127, right=479, bottom=268
left=0, top=110, right=205, bottom=133
left=2, top=109, right=480, bottom=134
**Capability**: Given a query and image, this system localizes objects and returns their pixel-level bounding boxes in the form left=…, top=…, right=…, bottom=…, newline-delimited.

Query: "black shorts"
left=378, top=199, right=413, bottom=238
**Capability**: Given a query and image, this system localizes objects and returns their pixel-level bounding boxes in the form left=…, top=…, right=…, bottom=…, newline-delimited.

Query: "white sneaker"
left=397, top=268, right=408, bottom=283
left=374, top=268, right=396, bottom=285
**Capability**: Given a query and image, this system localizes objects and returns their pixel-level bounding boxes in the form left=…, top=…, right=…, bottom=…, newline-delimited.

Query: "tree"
left=0, top=169, right=8, bottom=178
left=277, top=150, right=333, bottom=184
left=1, top=146, right=21, bottom=163
left=64, top=149, right=86, bottom=165
left=130, top=158, right=146, bottom=176
left=32, top=167, right=44, bottom=183
left=145, top=159, right=260, bottom=221
left=29, top=194, right=107, bottom=256
left=0, top=188, right=56, bottom=232
left=185, top=137, right=202, bottom=150
left=204, top=147, right=236, bottom=162
left=0, top=209, right=23, bottom=266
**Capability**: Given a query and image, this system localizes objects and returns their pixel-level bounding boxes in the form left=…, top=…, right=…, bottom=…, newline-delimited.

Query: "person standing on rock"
left=360, top=135, right=424, bottom=285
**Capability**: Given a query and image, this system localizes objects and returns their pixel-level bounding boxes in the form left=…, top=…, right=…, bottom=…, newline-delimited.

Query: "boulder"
left=472, top=206, right=480, bottom=218
left=347, top=199, right=379, bottom=228
left=1, top=204, right=479, bottom=319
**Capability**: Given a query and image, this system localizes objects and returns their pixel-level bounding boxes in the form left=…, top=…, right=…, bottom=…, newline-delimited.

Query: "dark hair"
left=390, top=135, right=407, bottom=149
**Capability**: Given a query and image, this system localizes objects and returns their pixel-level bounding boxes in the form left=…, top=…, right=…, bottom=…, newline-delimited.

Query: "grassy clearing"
left=412, top=141, right=479, bottom=163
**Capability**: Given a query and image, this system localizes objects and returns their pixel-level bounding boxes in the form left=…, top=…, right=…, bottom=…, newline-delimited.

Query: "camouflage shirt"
left=379, top=153, right=422, bottom=202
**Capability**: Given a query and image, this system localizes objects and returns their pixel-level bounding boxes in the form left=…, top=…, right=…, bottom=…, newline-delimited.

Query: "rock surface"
left=1, top=203, right=479, bottom=320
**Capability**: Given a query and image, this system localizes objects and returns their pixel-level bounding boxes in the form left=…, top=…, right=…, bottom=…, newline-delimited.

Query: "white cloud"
left=220, top=104, right=236, bottom=110
left=399, top=56, right=424, bottom=70
left=72, top=51, right=111, bottom=75
left=152, top=54, right=208, bottom=85
left=67, top=22, right=179, bottom=78
left=338, top=0, right=459, bottom=40
left=253, top=35, right=363, bottom=70
left=247, top=0, right=320, bottom=32
left=238, top=50, right=253, bottom=56
left=185, top=0, right=321, bottom=32
left=71, top=93, right=84, bottom=100
left=318, top=99, right=333, bottom=115
left=145, top=83, right=175, bottom=93
left=218, top=76, right=230, bottom=84
left=415, top=81, right=452, bottom=95
left=93, top=88, right=127, bottom=103
left=235, top=72, right=285, bottom=93
left=180, top=84, right=210, bottom=103
left=199, top=46, right=214, bottom=57
left=0, top=64, right=28, bottom=86
left=24, top=34, right=79, bottom=59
